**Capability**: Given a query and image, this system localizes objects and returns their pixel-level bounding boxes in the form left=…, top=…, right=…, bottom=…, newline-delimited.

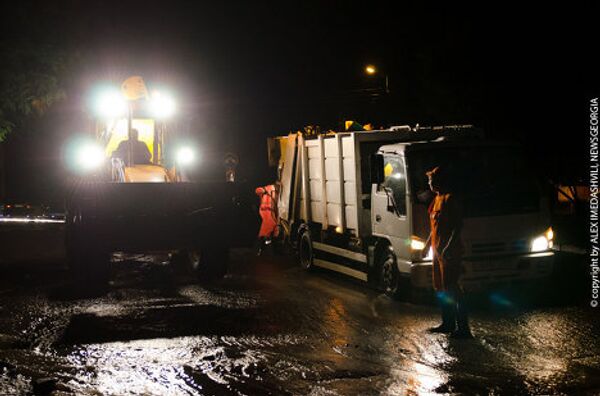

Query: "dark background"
left=0, top=1, right=596, bottom=206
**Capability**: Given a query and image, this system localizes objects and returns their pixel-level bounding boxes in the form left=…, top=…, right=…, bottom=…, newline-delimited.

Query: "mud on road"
left=0, top=249, right=599, bottom=395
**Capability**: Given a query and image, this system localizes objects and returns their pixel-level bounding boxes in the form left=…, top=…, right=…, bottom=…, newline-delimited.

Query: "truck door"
left=371, top=154, right=411, bottom=269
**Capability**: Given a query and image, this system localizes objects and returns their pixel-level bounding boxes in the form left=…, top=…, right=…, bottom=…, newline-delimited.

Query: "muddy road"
left=0, top=245, right=598, bottom=395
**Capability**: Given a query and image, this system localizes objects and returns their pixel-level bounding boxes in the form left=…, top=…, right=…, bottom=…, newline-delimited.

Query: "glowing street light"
left=364, top=64, right=389, bottom=94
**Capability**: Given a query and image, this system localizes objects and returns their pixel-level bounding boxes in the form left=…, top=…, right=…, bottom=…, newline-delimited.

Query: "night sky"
left=0, top=1, right=596, bottom=204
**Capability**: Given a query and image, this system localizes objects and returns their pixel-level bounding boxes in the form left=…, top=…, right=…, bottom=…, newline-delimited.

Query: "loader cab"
left=70, top=80, right=198, bottom=183
left=95, top=115, right=178, bottom=182
left=101, top=118, right=158, bottom=163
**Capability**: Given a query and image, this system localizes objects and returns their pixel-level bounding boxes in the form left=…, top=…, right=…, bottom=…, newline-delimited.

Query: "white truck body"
left=274, top=127, right=554, bottom=291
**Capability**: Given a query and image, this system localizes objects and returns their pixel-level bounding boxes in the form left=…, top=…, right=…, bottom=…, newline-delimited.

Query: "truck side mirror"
left=369, top=154, right=384, bottom=185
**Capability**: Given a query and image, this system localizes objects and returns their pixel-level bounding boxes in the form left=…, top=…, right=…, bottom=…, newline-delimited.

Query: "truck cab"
left=372, top=139, right=554, bottom=292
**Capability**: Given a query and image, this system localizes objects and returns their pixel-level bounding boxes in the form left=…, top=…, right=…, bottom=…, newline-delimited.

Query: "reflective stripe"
left=313, top=242, right=367, bottom=263
left=313, top=259, right=368, bottom=281
left=0, top=218, right=64, bottom=224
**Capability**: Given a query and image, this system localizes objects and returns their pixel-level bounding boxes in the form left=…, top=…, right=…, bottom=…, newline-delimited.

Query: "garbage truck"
left=270, top=125, right=555, bottom=296
left=64, top=76, right=257, bottom=286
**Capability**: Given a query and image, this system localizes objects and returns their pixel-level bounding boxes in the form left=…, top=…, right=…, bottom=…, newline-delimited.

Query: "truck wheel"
left=68, top=237, right=110, bottom=289
left=66, top=206, right=110, bottom=292
left=196, top=247, right=229, bottom=282
left=81, top=250, right=110, bottom=286
left=298, top=229, right=314, bottom=270
left=171, top=250, right=195, bottom=274
left=379, top=249, right=402, bottom=299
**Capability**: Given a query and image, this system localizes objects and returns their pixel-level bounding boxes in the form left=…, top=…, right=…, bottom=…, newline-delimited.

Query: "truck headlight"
left=545, top=227, right=554, bottom=243
left=530, top=227, right=554, bottom=252
left=410, top=237, right=426, bottom=251
left=410, top=236, right=433, bottom=261
left=424, top=247, right=433, bottom=261
left=530, top=236, right=549, bottom=252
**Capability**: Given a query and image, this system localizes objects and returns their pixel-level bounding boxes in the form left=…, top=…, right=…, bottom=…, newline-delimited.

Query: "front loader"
left=64, top=76, right=258, bottom=287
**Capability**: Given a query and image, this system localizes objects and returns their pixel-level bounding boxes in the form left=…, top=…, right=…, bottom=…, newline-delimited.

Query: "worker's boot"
left=256, top=238, right=265, bottom=256
left=428, top=303, right=456, bottom=333
left=450, top=323, right=473, bottom=339
left=450, top=295, right=473, bottom=339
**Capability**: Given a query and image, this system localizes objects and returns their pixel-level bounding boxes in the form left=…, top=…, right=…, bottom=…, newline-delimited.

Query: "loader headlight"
left=149, top=91, right=175, bottom=119
left=176, top=147, right=195, bottom=166
left=530, top=227, right=554, bottom=252
left=94, top=89, right=127, bottom=119
left=76, top=143, right=105, bottom=171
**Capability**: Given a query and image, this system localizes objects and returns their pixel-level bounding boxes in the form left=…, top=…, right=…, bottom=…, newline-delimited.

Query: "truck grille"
left=470, top=239, right=528, bottom=255
left=471, top=260, right=515, bottom=272
left=509, top=239, right=528, bottom=252
left=471, top=241, right=505, bottom=254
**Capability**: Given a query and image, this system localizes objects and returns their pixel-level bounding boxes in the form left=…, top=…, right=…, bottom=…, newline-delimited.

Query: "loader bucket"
left=65, top=181, right=259, bottom=252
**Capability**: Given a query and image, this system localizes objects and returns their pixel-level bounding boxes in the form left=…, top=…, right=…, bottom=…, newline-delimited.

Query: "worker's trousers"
left=435, top=257, right=469, bottom=331
left=440, top=284, right=469, bottom=331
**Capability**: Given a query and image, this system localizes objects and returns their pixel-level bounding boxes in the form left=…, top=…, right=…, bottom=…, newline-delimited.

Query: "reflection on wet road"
left=0, top=250, right=598, bottom=395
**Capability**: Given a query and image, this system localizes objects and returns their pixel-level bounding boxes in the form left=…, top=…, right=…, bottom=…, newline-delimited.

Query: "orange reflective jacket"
left=429, top=193, right=464, bottom=290
left=256, top=185, right=279, bottom=238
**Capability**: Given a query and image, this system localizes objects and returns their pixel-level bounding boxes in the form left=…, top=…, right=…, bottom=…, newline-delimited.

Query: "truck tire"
left=298, top=229, right=314, bottom=270
left=69, top=246, right=110, bottom=291
left=379, top=249, right=402, bottom=299
left=65, top=206, right=110, bottom=291
left=177, top=247, right=228, bottom=282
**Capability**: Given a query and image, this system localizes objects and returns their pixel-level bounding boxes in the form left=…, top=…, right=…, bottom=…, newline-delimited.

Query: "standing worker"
left=423, top=166, right=473, bottom=339
left=255, top=183, right=279, bottom=255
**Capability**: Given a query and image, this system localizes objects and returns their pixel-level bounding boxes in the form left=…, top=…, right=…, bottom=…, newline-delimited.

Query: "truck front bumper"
left=410, top=251, right=555, bottom=291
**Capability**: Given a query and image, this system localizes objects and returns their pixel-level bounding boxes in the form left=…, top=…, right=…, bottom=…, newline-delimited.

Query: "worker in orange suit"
left=255, top=184, right=279, bottom=255
left=423, top=166, right=472, bottom=338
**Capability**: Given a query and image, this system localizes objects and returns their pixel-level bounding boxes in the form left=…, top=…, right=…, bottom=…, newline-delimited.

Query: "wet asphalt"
left=0, top=229, right=599, bottom=395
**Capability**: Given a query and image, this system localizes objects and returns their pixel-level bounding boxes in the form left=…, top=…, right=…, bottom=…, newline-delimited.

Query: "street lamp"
left=365, top=65, right=377, bottom=75
left=364, top=64, right=389, bottom=94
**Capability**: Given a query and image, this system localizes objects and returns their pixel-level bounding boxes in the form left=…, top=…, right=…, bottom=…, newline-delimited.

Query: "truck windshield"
left=407, top=145, right=541, bottom=217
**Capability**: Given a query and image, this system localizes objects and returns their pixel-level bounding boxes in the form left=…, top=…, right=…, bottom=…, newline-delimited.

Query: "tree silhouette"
left=0, top=40, right=75, bottom=141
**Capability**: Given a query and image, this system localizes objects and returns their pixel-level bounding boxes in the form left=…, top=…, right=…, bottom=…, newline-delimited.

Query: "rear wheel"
left=298, top=229, right=314, bottom=270
left=197, top=246, right=229, bottom=281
